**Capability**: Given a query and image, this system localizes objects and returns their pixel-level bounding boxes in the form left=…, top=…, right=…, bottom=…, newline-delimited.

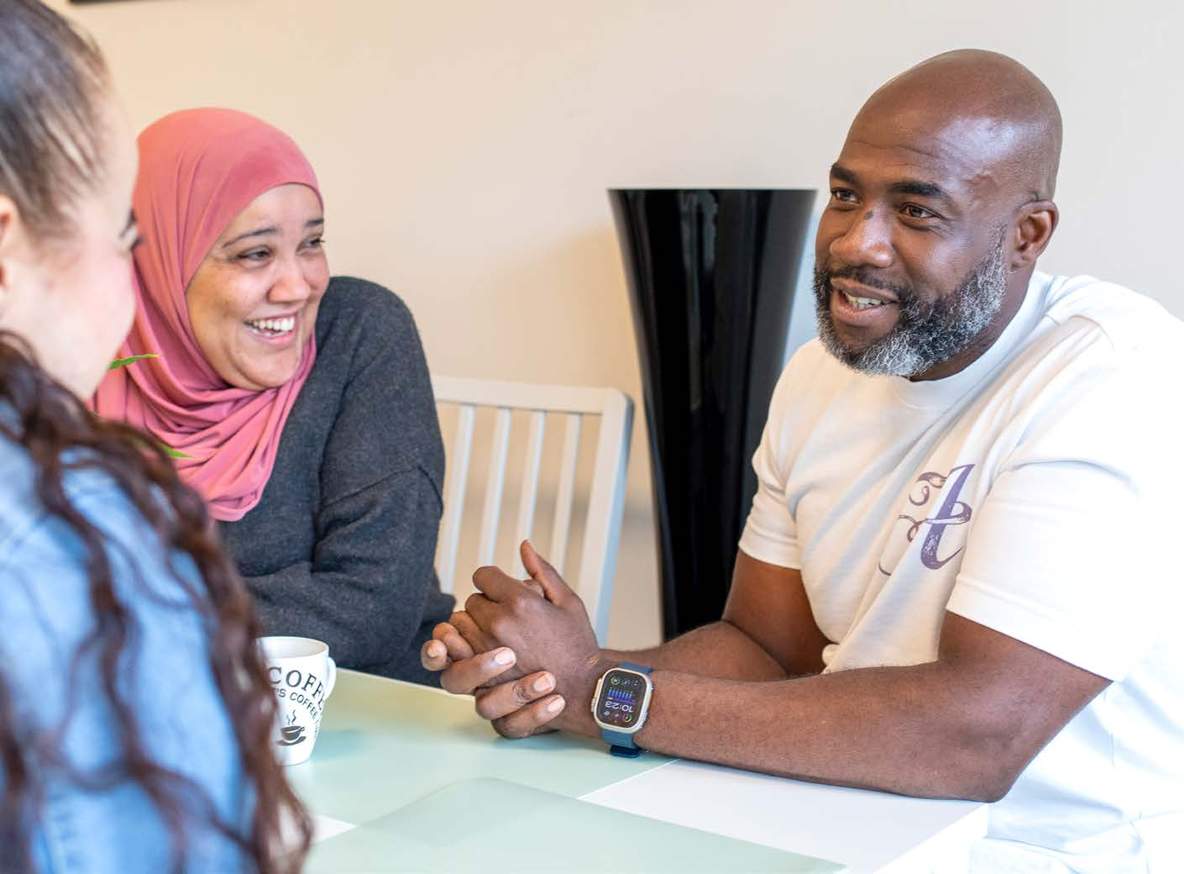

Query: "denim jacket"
left=0, top=434, right=251, bottom=872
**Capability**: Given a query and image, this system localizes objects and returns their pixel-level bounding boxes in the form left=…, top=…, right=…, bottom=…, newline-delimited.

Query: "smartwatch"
left=591, top=662, right=653, bottom=757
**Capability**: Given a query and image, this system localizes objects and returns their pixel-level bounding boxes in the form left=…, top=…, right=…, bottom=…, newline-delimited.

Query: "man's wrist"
left=559, top=651, right=614, bottom=737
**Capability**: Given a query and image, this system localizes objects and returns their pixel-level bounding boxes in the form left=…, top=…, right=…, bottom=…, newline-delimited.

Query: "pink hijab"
left=94, top=108, right=321, bottom=522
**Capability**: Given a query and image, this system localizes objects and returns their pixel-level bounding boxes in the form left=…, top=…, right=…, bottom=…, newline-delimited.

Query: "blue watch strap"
left=619, top=662, right=652, bottom=674
left=605, top=728, right=641, bottom=757
left=600, top=662, right=652, bottom=757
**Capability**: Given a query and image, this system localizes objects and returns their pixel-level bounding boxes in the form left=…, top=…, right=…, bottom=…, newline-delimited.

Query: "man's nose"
left=828, top=210, right=894, bottom=270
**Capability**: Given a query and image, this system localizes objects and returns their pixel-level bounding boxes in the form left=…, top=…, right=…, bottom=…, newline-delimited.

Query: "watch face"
left=596, top=669, right=648, bottom=729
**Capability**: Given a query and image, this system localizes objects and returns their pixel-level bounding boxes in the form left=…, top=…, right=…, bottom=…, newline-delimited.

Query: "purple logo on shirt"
left=879, top=463, right=975, bottom=574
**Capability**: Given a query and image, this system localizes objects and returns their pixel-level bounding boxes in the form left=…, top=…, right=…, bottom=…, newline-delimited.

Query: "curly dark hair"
left=0, top=2, right=311, bottom=871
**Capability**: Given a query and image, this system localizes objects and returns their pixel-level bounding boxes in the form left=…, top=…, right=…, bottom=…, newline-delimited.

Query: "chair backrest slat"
left=431, top=376, right=632, bottom=641
left=477, top=407, right=512, bottom=567
left=549, top=412, right=582, bottom=576
left=437, top=403, right=475, bottom=594
left=576, top=390, right=632, bottom=636
left=510, top=411, right=547, bottom=578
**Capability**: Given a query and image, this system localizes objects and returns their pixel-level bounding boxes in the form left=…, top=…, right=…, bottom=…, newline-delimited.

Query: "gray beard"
left=813, top=235, right=1008, bottom=378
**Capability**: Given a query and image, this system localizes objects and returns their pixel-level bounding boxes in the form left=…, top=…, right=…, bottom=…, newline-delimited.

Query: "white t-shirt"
left=739, top=272, right=1184, bottom=873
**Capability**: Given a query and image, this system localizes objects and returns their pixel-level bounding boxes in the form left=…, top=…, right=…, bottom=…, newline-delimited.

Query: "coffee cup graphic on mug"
left=258, top=636, right=337, bottom=766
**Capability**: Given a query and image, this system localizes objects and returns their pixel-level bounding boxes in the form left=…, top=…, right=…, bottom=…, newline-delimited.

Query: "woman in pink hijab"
left=96, top=108, right=454, bottom=684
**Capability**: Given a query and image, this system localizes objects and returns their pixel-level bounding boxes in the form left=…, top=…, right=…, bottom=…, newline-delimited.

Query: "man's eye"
left=902, top=204, right=936, bottom=220
left=831, top=188, right=858, bottom=204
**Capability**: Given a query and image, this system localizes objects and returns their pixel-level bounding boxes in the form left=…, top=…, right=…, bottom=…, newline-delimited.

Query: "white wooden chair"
left=431, top=376, right=633, bottom=641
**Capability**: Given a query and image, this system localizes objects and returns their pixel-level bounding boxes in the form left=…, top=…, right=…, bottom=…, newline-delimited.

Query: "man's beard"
left=813, top=233, right=1008, bottom=378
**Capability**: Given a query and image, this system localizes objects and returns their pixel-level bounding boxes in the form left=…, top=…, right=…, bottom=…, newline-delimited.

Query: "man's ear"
left=1010, top=200, right=1058, bottom=270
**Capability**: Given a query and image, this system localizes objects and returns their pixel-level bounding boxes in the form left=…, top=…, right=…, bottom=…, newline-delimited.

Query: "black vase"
left=610, top=189, right=816, bottom=638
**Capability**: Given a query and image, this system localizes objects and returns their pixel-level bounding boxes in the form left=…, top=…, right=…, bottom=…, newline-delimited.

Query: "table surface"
left=288, top=670, right=988, bottom=873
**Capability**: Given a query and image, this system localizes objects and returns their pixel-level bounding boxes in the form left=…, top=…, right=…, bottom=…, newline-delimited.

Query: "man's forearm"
left=572, top=662, right=1027, bottom=802
left=603, top=620, right=791, bottom=682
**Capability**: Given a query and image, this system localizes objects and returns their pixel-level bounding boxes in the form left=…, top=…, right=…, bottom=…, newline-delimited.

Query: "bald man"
left=423, top=51, right=1184, bottom=870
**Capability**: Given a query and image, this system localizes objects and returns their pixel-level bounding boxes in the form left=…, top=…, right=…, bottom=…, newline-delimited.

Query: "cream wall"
left=52, top=0, right=1184, bottom=648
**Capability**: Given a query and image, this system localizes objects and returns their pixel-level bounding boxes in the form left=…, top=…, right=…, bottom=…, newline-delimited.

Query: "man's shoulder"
left=991, top=273, right=1183, bottom=421
left=1036, top=273, right=1184, bottom=360
left=993, top=274, right=1183, bottom=458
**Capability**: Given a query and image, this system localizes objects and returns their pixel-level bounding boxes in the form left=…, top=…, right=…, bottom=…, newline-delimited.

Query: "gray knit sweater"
left=219, top=276, right=454, bottom=684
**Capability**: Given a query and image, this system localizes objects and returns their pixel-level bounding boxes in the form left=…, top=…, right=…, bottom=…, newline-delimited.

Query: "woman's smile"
left=244, top=312, right=300, bottom=345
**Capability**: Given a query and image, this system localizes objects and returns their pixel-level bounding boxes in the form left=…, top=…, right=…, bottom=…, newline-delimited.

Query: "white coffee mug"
left=258, top=636, right=337, bottom=766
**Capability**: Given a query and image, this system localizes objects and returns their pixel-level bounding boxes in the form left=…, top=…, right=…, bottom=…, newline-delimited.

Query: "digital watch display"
left=591, top=663, right=653, bottom=756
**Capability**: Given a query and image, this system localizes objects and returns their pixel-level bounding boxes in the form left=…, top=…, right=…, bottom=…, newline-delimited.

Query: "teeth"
left=246, top=316, right=295, bottom=334
left=842, top=291, right=883, bottom=310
